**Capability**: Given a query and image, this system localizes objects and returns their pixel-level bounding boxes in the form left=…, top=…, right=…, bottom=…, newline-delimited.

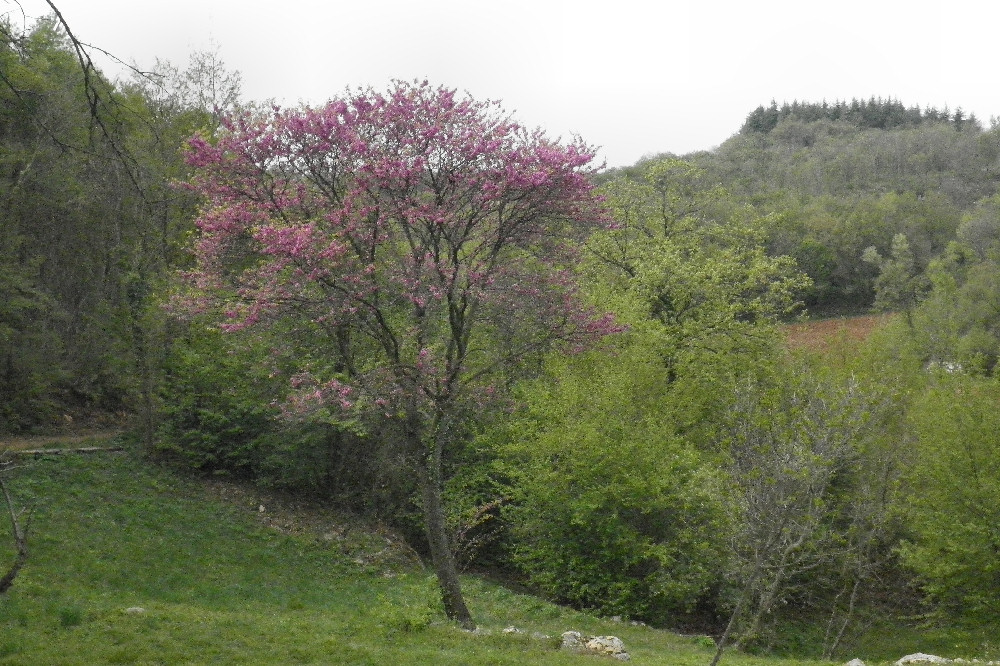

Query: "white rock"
left=586, top=635, right=626, bottom=653
left=585, top=635, right=630, bottom=661
left=124, top=607, right=145, bottom=614
left=503, top=626, right=523, bottom=634
left=896, top=654, right=952, bottom=665
left=560, top=631, right=630, bottom=660
left=561, top=631, right=584, bottom=650
left=845, top=659, right=866, bottom=666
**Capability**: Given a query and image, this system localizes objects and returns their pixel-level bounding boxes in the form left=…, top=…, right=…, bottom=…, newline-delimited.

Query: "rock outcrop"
left=561, top=631, right=631, bottom=661
left=845, top=654, right=1000, bottom=666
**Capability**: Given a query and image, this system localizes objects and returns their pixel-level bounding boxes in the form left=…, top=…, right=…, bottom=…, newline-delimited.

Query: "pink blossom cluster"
left=281, top=373, right=355, bottom=420
left=180, top=80, right=620, bottom=419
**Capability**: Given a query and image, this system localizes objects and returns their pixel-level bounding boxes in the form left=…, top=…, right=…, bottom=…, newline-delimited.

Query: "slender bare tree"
left=0, top=449, right=30, bottom=594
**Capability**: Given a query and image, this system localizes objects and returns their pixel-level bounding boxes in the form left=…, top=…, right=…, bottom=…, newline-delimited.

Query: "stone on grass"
left=845, top=659, right=866, bottom=666
left=561, top=631, right=630, bottom=661
left=585, top=635, right=630, bottom=661
left=896, top=655, right=951, bottom=665
left=561, top=631, right=585, bottom=651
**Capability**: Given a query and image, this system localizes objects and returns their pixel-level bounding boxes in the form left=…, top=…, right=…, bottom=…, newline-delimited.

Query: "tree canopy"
left=178, top=80, right=620, bottom=628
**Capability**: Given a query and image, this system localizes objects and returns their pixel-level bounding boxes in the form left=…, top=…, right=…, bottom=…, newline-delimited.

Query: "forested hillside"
left=0, top=16, right=234, bottom=433
left=4, top=15, right=1000, bottom=664
left=613, top=97, right=1000, bottom=316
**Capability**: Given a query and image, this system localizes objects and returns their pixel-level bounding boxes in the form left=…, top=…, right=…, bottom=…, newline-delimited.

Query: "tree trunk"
left=419, top=435, right=475, bottom=630
left=0, top=474, right=29, bottom=595
left=709, top=579, right=752, bottom=666
left=823, top=577, right=861, bottom=659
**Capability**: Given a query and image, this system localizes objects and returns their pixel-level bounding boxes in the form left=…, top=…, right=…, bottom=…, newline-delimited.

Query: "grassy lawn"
left=0, top=438, right=982, bottom=665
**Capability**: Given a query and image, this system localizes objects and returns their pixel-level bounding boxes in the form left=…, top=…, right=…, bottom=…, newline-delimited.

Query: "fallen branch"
left=15, top=446, right=124, bottom=457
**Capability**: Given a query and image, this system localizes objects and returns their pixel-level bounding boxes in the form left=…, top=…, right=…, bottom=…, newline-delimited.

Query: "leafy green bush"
left=155, top=325, right=276, bottom=475
left=901, top=375, right=1000, bottom=621
left=496, top=342, right=726, bottom=625
left=155, top=322, right=423, bottom=529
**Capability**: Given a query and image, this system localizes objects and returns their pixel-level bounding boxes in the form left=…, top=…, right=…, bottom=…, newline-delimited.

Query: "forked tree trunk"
left=419, top=435, right=475, bottom=630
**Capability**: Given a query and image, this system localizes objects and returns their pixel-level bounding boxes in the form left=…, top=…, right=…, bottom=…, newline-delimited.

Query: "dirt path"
left=0, top=430, right=123, bottom=452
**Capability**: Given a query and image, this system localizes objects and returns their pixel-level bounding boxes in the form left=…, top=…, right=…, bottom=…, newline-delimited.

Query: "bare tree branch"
left=0, top=451, right=30, bottom=595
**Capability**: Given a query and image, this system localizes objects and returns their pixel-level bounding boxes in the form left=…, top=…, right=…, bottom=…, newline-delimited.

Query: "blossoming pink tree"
left=181, top=80, right=619, bottom=628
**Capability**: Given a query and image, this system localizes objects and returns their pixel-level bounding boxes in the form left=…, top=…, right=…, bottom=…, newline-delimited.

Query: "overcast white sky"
left=7, top=0, right=999, bottom=167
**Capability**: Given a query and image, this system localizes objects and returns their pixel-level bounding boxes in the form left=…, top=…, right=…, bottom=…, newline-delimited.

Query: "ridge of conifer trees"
left=741, top=97, right=980, bottom=135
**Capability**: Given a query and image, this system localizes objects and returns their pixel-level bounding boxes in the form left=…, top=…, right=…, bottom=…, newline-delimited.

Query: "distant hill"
left=741, top=97, right=980, bottom=135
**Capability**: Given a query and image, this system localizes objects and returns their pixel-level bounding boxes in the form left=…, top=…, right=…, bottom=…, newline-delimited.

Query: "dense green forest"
left=4, top=15, right=1000, bottom=662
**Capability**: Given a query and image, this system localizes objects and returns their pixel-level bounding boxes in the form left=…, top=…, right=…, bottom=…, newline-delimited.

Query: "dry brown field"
left=783, top=314, right=893, bottom=352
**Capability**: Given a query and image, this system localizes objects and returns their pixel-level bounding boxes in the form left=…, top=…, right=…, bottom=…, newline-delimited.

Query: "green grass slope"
left=0, top=439, right=848, bottom=665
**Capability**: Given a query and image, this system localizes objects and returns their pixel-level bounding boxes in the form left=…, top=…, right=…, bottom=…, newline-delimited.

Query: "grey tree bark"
left=0, top=456, right=29, bottom=595
left=417, top=428, right=475, bottom=630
